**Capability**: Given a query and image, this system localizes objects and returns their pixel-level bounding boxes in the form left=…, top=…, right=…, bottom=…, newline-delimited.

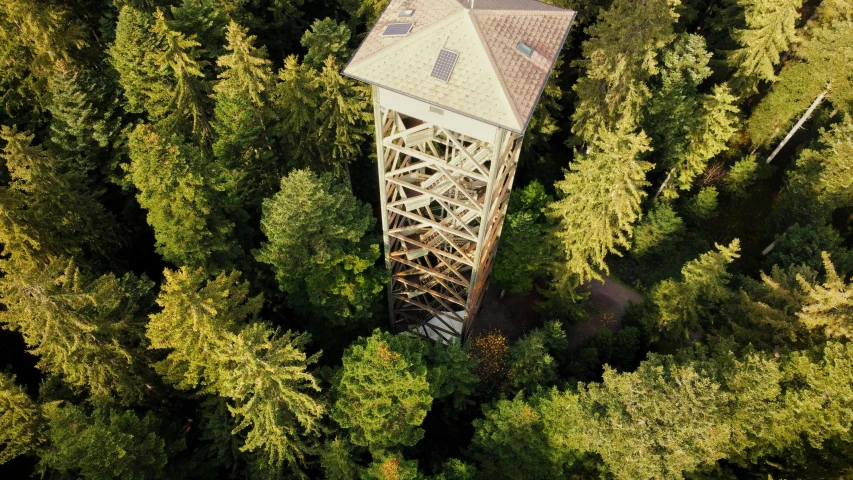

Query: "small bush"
left=632, top=203, right=685, bottom=255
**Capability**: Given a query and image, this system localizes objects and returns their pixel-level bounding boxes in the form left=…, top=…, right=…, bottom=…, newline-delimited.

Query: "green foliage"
left=126, top=125, right=242, bottom=270
left=785, top=116, right=853, bottom=217
left=472, top=394, right=568, bottom=480
left=332, top=330, right=432, bottom=453
left=171, top=0, right=228, bottom=61
left=632, top=203, right=685, bottom=255
left=37, top=403, right=169, bottom=480
left=362, top=452, right=420, bottom=480
left=725, top=154, right=760, bottom=197
left=567, top=327, right=641, bottom=381
left=212, top=20, right=278, bottom=205
left=300, top=18, right=352, bottom=69
left=797, top=252, right=853, bottom=339
left=255, top=169, right=384, bottom=323
left=648, top=240, right=740, bottom=340
left=727, top=0, right=803, bottom=94
left=684, top=186, right=720, bottom=222
left=45, top=67, right=119, bottom=185
left=572, top=0, right=677, bottom=140
left=272, top=49, right=371, bottom=175
left=0, top=257, right=154, bottom=403
left=0, top=127, right=117, bottom=268
left=426, top=340, right=478, bottom=410
left=492, top=181, right=552, bottom=294
left=767, top=223, right=853, bottom=274
left=747, top=19, right=853, bottom=146
left=434, top=458, right=477, bottom=480
left=320, top=437, right=361, bottom=480
left=147, top=268, right=324, bottom=470
left=505, top=322, right=568, bottom=394
left=109, top=6, right=162, bottom=115
left=0, top=373, right=42, bottom=464
left=547, top=128, right=652, bottom=289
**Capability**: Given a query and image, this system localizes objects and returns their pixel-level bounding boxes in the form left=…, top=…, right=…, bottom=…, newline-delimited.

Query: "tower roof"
left=342, top=0, right=577, bottom=134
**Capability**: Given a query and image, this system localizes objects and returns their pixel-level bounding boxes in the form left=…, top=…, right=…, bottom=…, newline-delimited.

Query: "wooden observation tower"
left=343, top=0, right=576, bottom=341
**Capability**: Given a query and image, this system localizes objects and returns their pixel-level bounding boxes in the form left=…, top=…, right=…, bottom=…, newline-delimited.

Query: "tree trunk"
left=762, top=240, right=777, bottom=256
left=766, top=90, right=827, bottom=164
left=653, top=167, right=676, bottom=201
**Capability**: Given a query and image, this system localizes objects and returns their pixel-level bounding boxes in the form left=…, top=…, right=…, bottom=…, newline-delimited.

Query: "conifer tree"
left=37, top=402, right=169, bottom=480
left=0, top=372, right=43, bottom=464
left=727, top=0, right=803, bottom=95
left=546, top=128, right=653, bottom=289
left=212, top=21, right=278, bottom=205
left=0, top=127, right=117, bottom=268
left=0, top=257, right=155, bottom=404
left=363, top=453, right=421, bottom=480
left=255, top=170, right=384, bottom=323
left=300, top=18, right=352, bottom=69
left=492, top=181, right=551, bottom=294
left=797, top=253, right=853, bottom=339
left=147, top=268, right=324, bottom=471
left=331, top=330, right=432, bottom=453
left=126, top=125, right=241, bottom=270
left=171, top=0, right=228, bottom=63
left=746, top=18, right=853, bottom=147
left=649, top=240, right=740, bottom=341
left=572, top=0, right=677, bottom=141
left=109, top=5, right=162, bottom=115
left=273, top=25, right=371, bottom=176
left=426, top=339, right=478, bottom=410
left=0, top=0, right=86, bottom=74
left=151, top=10, right=212, bottom=142
left=46, top=66, right=120, bottom=185
left=787, top=116, right=853, bottom=214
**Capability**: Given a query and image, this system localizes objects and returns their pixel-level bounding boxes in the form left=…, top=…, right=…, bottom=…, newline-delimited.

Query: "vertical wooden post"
left=372, top=86, right=395, bottom=330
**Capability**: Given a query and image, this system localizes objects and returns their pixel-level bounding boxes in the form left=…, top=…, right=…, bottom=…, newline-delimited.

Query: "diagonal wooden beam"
left=384, top=142, right=488, bottom=182
left=392, top=276, right=466, bottom=307
left=385, top=177, right=481, bottom=214
left=387, top=206, right=478, bottom=243
left=392, top=255, right=468, bottom=287
left=438, top=126, right=489, bottom=177
left=388, top=232, right=473, bottom=266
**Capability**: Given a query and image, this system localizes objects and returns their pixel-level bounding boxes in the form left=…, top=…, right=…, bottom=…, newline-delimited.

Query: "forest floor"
left=568, top=276, right=644, bottom=352
left=470, top=283, right=543, bottom=342
left=469, top=275, right=644, bottom=351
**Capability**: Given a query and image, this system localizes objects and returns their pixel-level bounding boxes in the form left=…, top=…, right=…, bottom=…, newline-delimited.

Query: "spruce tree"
left=151, top=9, right=212, bottom=142
left=0, top=127, right=117, bottom=268
left=45, top=66, right=120, bottom=186
left=572, top=0, right=677, bottom=141
left=0, top=257, right=155, bottom=404
left=0, top=372, right=43, bottom=464
left=300, top=18, right=352, bottom=69
left=727, top=0, right=804, bottom=94
left=37, top=403, right=169, bottom=480
left=109, top=5, right=162, bottom=115
left=546, top=128, right=653, bottom=289
left=649, top=240, right=740, bottom=341
left=331, top=330, right=432, bottom=453
left=212, top=20, right=278, bottom=205
left=126, top=124, right=242, bottom=270
left=255, top=169, right=384, bottom=323
left=147, top=268, right=324, bottom=471
left=797, top=253, right=853, bottom=339
left=492, top=181, right=551, bottom=294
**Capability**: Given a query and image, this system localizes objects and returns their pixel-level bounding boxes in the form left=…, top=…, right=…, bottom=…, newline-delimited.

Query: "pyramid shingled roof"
left=342, top=0, right=577, bottom=134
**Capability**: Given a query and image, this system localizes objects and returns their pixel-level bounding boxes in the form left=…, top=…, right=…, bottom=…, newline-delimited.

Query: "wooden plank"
left=385, top=176, right=480, bottom=214
left=439, top=126, right=489, bottom=177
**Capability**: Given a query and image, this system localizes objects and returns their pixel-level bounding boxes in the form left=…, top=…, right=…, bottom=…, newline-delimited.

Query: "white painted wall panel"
left=377, top=88, right=499, bottom=143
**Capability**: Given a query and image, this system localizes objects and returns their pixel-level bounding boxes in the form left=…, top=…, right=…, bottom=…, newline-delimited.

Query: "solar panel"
left=430, top=49, right=458, bottom=82
left=382, top=23, right=414, bottom=36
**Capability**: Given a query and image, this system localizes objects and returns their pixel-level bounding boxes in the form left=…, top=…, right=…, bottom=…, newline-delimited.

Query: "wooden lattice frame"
left=372, top=87, right=522, bottom=341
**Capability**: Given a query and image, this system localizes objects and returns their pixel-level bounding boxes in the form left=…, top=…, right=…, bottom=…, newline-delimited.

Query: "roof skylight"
left=399, top=9, right=415, bottom=16
left=516, top=41, right=534, bottom=57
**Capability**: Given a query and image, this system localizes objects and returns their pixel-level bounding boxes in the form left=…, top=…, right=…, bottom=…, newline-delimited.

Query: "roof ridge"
left=467, top=10, right=524, bottom=131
